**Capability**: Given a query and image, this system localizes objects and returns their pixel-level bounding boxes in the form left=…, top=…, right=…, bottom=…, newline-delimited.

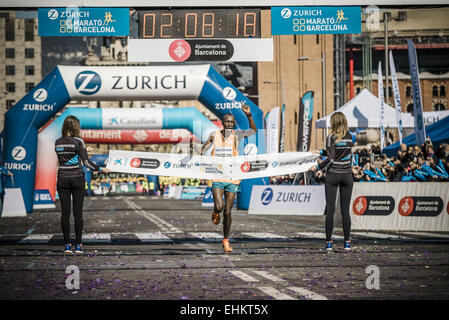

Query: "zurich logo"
left=281, top=8, right=291, bottom=19
left=75, top=71, right=101, bottom=95
left=261, top=188, right=274, bottom=206
left=164, top=162, right=171, bottom=168
left=272, top=161, right=278, bottom=168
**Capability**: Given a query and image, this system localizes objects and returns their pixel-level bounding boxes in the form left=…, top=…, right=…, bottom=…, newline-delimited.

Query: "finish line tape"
left=106, top=150, right=319, bottom=180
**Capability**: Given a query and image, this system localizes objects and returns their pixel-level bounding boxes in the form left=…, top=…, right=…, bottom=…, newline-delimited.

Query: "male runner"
left=191, top=104, right=257, bottom=253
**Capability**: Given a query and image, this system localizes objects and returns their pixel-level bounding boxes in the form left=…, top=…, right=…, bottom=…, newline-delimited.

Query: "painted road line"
left=134, top=232, right=173, bottom=242
left=18, top=234, right=53, bottom=244
left=287, top=287, right=328, bottom=300
left=229, top=270, right=259, bottom=282
left=125, top=199, right=181, bottom=233
left=252, top=270, right=286, bottom=282
left=190, top=232, right=223, bottom=241
left=257, top=287, right=296, bottom=300
left=296, top=232, right=344, bottom=240
left=351, top=232, right=411, bottom=240
left=403, top=232, right=449, bottom=239
left=82, top=233, right=112, bottom=243
left=138, top=196, right=146, bottom=200
left=242, top=232, right=288, bottom=240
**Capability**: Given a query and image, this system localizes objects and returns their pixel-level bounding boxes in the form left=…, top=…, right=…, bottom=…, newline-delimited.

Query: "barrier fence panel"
left=350, top=182, right=449, bottom=231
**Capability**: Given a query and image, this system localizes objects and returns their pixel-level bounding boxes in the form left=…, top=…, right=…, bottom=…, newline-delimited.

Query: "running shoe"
left=64, top=244, right=73, bottom=254
left=75, top=244, right=84, bottom=254
left=222, top=238, right=233, bottom=253
left=344, top=240, right=352, bottom=252
left=325, top=241, right=333, bottom=252
left=212, top=212, right=220, bottom=225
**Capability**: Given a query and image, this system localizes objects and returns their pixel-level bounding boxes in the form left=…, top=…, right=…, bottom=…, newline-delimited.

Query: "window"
left=6, top=100, right=15, bottom=109
left=405, top=85, right=412, bottom=98
left=5, top=65, right=15, bottom=76
left=5, top=18, right=15, bottom=41
left=434, top=103, right=446, bottom=111
left=25, top=48, right=34, bottom=59
left=406, top=103, right=414, bottom=114
left=388, top=86, right=393, bottom=97
left=5, top=48, right=14, bottom=59
left=25, top=65, right=35, bottom=75
left=25, top=82, right=35, bottom=92
left=25, top=19, right=34, bottom=41
left=440, top=85, right=446, bottom=97
left=432, top=85, right=439, bottom=97
left=6, top=82, right=15, bottom=93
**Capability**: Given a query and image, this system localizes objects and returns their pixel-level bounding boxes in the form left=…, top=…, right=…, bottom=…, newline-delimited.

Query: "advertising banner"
left=128, top=38, right=274, bottom=62
left=378, top=61, right=386, bottom=151
left=351, top=182, right=449, bottom=231
left=81, top=129, right=195, bottom=144
left=107, top=150, right=318, bottom=180
left=248, top=185, right=325, bottom=215
left=279, top=104, right=286, bottom=153
left=180, top=186, right=207, bottom=200
left=271, top=6, right=361, bottom=35
left=297, top=91, right=314, bottom=152
left=38, top=7, right=129, bottom=36
left=407, top=38, right=427, bottom=146
left=389, top=51, right=403, bottom=145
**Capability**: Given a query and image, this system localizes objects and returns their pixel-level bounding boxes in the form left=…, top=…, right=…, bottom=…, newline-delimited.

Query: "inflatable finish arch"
left=3, top=65, right=266, bottom=213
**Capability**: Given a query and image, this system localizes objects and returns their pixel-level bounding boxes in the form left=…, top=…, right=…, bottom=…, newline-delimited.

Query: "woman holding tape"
left=311, top=112, right=353, bottom=252
left=55, top=116, right=111, bottom=255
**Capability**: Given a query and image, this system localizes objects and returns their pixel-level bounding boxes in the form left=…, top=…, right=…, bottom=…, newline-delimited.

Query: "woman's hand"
left=102, top=168, right=112, bottom=173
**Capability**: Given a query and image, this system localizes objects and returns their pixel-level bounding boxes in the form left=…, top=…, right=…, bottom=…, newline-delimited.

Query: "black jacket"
left=318, top=132, right=353, bottom=174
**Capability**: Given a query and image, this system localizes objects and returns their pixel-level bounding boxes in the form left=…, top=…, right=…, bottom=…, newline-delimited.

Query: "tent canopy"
left=315, top=89, right=414, bottom=129
left=383, top=115, right=449, bottom=157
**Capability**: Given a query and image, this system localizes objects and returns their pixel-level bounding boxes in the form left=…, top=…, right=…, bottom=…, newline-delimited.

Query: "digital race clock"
left=138, top=9, right=261, bottom=39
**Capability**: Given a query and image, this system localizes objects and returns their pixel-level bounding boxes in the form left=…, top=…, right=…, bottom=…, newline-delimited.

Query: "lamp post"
left=298, top=52, right=326, bottom=147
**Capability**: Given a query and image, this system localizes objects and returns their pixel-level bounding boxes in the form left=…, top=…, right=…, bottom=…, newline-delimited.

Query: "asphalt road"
left=0, top=195, right=448, bottom=302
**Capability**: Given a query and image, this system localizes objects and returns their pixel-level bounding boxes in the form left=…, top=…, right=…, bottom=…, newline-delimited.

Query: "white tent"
left=315, top=89, right=415, bottom=129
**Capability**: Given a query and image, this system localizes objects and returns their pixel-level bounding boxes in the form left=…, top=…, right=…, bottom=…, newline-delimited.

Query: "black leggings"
left=57, top=176, right=85, bottom=244
left=324, top=172, right=353, bottom=242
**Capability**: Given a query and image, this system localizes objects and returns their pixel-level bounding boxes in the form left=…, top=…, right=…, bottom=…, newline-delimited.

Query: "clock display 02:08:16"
left=140, top=11, right=259, bottom=38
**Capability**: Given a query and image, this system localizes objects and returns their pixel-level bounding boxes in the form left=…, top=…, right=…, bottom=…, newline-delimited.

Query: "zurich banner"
left=249, top=185, right=325, bottom=215
left=271, top=6, right=361, bottom=35
left=38, top=7, right=129, bottom=36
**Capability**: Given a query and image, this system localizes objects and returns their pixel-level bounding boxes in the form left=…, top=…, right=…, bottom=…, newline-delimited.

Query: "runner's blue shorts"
left=212, top=182, right=241, bottom=194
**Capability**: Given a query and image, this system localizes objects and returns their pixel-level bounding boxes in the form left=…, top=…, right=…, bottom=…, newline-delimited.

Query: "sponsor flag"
left=265, top=107, right=280, bottom=154
left=389, top=51, right=403, bottom=145
left=297, top=91, right=314, bottom=152
left=407, top=38, right=426, bottom=146
left=378, top=61, right=386, bottom=150
left=279, top=104, right=286, bottom=152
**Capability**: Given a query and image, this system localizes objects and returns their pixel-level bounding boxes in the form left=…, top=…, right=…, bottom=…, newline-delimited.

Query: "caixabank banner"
left=350, top=182, right=449, bottom=231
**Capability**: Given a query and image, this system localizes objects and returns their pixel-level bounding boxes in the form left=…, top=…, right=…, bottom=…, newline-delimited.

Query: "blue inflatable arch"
left=3, top=65, right=266, bottom=213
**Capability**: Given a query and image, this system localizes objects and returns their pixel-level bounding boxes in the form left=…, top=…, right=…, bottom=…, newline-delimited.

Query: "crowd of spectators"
left=270, top=138, right=449, bottom=184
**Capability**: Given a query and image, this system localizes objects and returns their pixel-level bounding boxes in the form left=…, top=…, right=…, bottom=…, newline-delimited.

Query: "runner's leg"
left=212, top=187, right=224, bottom=224
left=223, top=191, right=236, bottom=239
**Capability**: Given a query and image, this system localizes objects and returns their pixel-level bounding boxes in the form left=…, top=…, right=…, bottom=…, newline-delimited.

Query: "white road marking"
left=257, top=287, right=296, bottom=300
left=403, top=232, right=449, bottom=239
left=296, top=232, right=344, bottom=240
left=287, top=286, right=328, bottom=300
left=229, top=270, right=259, bottom=282
left=125, top=199, right=181, bottom=233
left=351, top=232, right=411, bottom=240
left=18, top=234, right=53, bottom=243
left=138, top=196, right=146, bottom=200
left=82, top=233, right=111, bottom=242
left=242, top=232, right=288, bottom=239
left=134, top=232, right=173, bottom=242
left=190, top=232, right=223, bottom=240
left=252, top=270, right=286, bottom=282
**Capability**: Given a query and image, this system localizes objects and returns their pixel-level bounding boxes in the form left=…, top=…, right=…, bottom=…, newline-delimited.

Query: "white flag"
left=389, top=51, right=403, bottom=145
left=265, top=107, right=280, bottom=154
left=378, top=61, right=386, bottom=150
